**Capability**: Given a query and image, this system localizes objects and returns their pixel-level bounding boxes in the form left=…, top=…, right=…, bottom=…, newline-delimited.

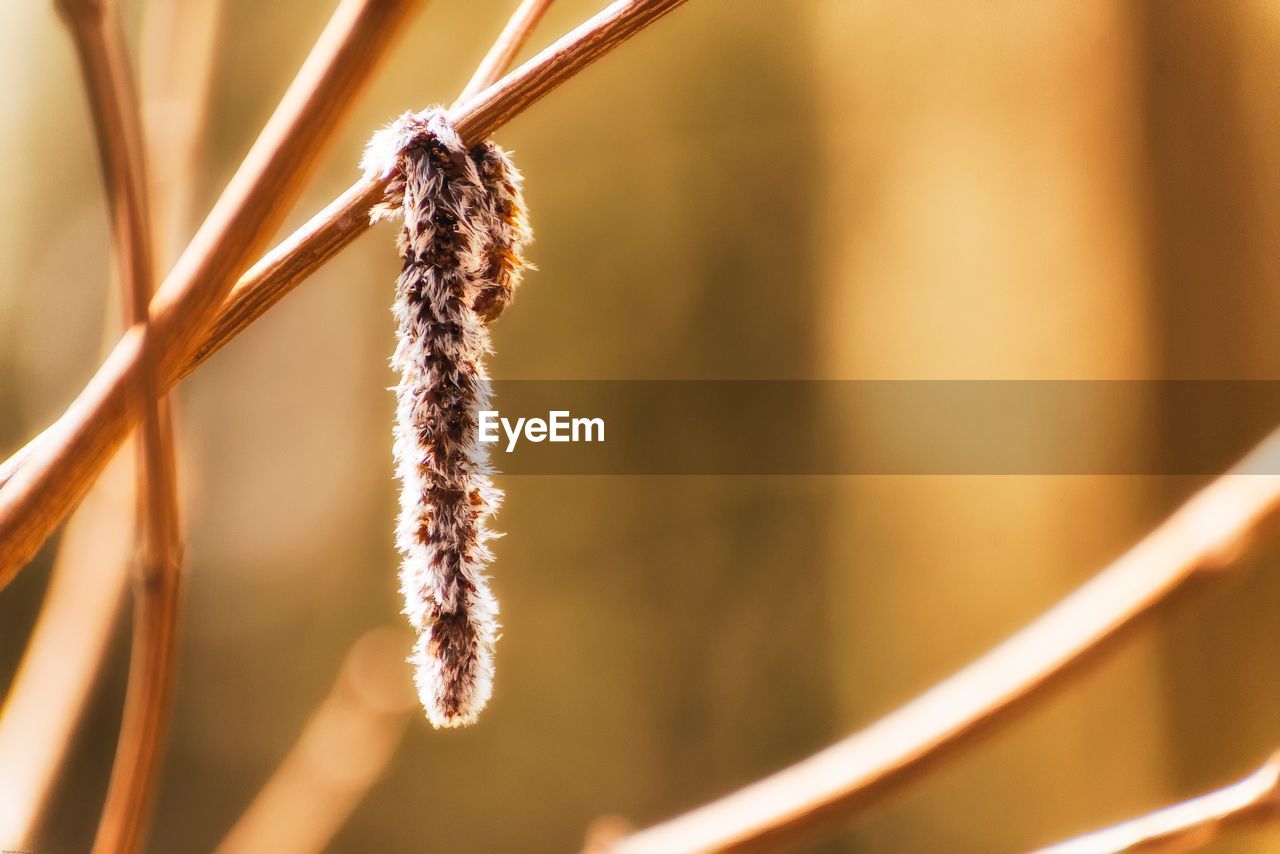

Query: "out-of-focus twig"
left=0, top=451, right=134, bottom=845
left=0, top=0, right=686, bottom=521
left=215, top=629, right=416, bottom=854
left=141, top=0, right=221, bottom=266
left=0, top=0, right=219, bottom=844
left=611, top=433, right=1280, bottom=853
left=53, top=0, right=182, bottom=849
left=212, top=13, right=558, bottom=839
left=184, top=0, right=684, bottom=381
left=0, top=0, right=687, bottom=580
left=456, top=0, right=556, bottom=105
left=0, top=0, right=426, bottom=582
left=1035, top=751, right=1280, bottom=853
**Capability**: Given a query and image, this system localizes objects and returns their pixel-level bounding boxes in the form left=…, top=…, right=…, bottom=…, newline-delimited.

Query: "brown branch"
left=93, top=544, right=181, bottom=854
left=0, top=0, right=689, bottom=581
left=159, top=23, right=554, bottom=842
left=610, top=432, right=1280, bottom=853
left=54, top=0, right=181, bottom=848
left=0, top=451, right=133, bottom=845
left=141, top=0, right=221, bottom=266
left=1035, top=752, right=1280, bottom=853
left=215, top=629, right=415, bottom=854
left=0, top=0, right=424, bottom=582
left=0, top=3, right=220, bottom=842
left=456, top=0, right=556, bottom=105
left=211, top=20, right=553, bottom=845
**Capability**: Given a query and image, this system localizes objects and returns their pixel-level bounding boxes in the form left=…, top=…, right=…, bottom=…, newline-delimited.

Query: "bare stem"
left=54, top=0, right=181, bottom=848
left=1034, top=752, right=1280, bottom=853
left=0, top=0, right=689, bottom=583
left=212, top=16, right=557, bottom=844
left=215, top=629, right=415, bottom=854
left=0, top=0, right=220, bottom=839
left=456, top=0, right=556, bottom=104
left=0, top=2, right=220, bottom=843
left=610, top=434, right=1280, bottom=853
left=0, top=451, right=134, bottom=845
left=0, top=0, right=425, bottom=582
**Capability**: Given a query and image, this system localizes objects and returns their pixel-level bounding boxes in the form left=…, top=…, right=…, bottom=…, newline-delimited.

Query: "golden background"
left=1, top=1, right=1279, bottom=851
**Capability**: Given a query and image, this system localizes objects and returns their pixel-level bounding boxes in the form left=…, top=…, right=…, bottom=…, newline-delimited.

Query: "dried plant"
left=0, top=0, right=686, bottom=848
left=53, top=0, right=182, bottom=849
left=216, top=629, right=416, bottom=854
left=362, top=109, right=530, bottom=726
left=0, top=0, right=219, bottom=840
left=1033, top=750, right=1280, bottom=853
left=6, top=0, right=1280, bottom=851
left=611, top=434, right=1280, bottom=852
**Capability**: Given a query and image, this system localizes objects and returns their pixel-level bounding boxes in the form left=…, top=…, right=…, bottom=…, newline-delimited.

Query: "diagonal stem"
left=0, top=0, right=689, bottom=584
left=0, top=1, right=221, bottom=842
left=215, top=629, right=415, bottom=854
left=610, top=432, right=1280, bottom=853
left=456, top=0, right=556, bottom=105
left=1034, top=751, right=1280, bottom=853
left=0, top=0, right=426, bottom=582
left=214, top=11, right=560, bottom=844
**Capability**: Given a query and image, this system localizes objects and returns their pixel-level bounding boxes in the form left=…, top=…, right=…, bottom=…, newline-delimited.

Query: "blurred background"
left=1, top=0, right=1279, bottom=851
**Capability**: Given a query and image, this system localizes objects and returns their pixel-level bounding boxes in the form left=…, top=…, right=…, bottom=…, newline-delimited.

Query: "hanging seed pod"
left=362, top=110, right=531, bottom=727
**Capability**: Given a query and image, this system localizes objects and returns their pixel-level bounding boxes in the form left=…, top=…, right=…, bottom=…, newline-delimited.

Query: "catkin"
left=362, top=110, right=530, bottom=727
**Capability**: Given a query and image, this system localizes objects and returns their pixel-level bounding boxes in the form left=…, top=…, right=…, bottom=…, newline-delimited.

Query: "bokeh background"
left=2, top=0, right=1280, bottom=851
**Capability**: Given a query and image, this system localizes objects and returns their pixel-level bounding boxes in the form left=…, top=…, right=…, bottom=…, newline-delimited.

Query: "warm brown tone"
left=2, top=1, right=1280, bottom=852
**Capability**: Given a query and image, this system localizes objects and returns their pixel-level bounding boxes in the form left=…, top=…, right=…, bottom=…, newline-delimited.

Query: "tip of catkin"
left=373, top=108, right=526, bottom=731
left=411, top=625, right=496, bottom=728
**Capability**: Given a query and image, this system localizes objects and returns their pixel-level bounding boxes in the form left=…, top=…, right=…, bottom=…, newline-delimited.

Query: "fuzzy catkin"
left=469, top=140, right=533, bottom=322
left=362, top=110, right=530, bottom=728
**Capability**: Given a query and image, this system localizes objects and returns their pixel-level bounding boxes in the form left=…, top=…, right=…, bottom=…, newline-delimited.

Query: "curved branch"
left=611, top=431, right=1280, bottom=853
left=215, top=629, right=415, bottom=854
left=0, top=0, right=689, bottom=583
left=53, top=0, right=184, bottom=847
left=0, top=1, right=220, bottom=840
left=1035, top=752, right=1280, bottom=853
left=0, top=0, right=426, bottom=582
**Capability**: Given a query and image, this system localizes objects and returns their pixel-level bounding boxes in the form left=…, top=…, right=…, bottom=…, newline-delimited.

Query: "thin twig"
left=0, top=0, right=422, bottom=579
left=610, top=433, right=1280, bottom=853
left=0, top=1, right=219, bottom=842
left=213, top=21, right=549, bottom=845
left=141, top=0, right=221, bottom=266
left=215, top=629, right=415, bottom=854
left=193, top=0, right=680, bottom=375
left=0, top=451, right=133, bottom=845
left=0, top=0, right=688, bottom=581
left=1035, top=752, right=1280, bottom=853
left=54, top=0, right=181, bottom=848
left=456, top=0, right=556, bottom=104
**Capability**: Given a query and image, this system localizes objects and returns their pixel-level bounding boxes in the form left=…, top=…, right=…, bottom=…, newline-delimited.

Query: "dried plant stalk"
left=141, top=0, right=221, bottom=264
left=456, top=0, right=556, bottom=105
left=0, top=0, right=219, bottom=840
left=0, top=450, right=134, bottom=845
left=1035, top=752, right=1280, bottom=853
left=612, top=432, right=1280, bottom=853
left=216, top=15, right=545, bottom=842
left=0, top=0, right=425, bottom=582
left=0, top=1, right=686, bottom=550
left=216, top=629, right=415, bottom=854
left=54, top=0, right=181, bottom=848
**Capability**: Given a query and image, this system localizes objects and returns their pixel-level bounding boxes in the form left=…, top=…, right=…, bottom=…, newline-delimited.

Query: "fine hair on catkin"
left=363, top=110, right=531, bottom=728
